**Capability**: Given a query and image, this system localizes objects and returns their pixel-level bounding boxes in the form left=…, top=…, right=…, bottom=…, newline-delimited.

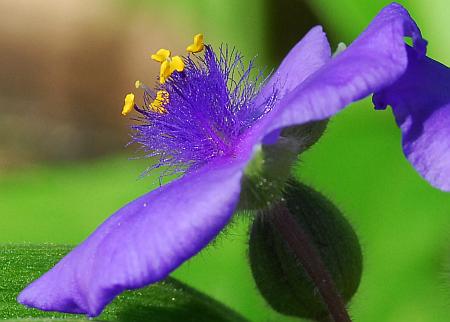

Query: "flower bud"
left=248, top=179, right=362, bottom=320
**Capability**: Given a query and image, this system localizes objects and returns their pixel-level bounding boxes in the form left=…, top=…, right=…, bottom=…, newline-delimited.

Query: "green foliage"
left=0, top=244, right=248, bottom=322
left=4, top=319, right=82, bottom=322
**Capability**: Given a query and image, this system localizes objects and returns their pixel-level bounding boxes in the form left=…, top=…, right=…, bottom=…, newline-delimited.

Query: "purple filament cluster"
left=131, top=45, right=277, bottom=176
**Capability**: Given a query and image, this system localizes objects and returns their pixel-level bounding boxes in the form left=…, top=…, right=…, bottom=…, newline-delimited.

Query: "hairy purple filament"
left=131, top=45, right=277, bottom=177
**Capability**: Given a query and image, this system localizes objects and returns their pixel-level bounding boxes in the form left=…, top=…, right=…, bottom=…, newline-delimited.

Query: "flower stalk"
left=270, top=203, right=352, bottom=322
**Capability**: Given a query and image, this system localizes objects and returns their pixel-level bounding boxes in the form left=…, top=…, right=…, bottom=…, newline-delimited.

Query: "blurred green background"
left=1, top=0, right=449, bottom=321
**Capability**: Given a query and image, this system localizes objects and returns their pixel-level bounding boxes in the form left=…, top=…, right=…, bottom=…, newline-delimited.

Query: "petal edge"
left=18, top=156, right=247, bottom=316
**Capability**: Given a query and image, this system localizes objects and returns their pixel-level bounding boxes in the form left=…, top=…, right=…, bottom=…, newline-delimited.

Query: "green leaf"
left=0, top=244, right=248, bottom=322
left=3, top=320, right=83, bottom=322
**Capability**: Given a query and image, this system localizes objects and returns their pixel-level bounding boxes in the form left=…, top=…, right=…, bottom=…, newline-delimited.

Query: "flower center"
left=121, top=34, right=276, bottom=177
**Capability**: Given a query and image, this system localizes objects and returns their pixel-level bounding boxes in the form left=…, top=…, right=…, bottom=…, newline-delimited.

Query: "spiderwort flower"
left=19, top=3, right=449, bottom=316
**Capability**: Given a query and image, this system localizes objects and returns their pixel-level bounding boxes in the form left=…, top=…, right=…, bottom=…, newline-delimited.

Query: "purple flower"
left=18, top=3, right=449, bottom=317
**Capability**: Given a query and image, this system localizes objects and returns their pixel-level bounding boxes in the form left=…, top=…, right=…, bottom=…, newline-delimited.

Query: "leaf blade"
left=0, top=244, right=248, bottom=322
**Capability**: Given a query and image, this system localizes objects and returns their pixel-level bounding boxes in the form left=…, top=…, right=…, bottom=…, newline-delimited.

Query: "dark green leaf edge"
left=1, top=244, right=248, bottom=322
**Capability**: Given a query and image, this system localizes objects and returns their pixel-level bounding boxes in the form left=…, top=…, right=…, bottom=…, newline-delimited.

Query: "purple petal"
left=373, top=47, right=450, bottom=191
left=18, top=155, right=247, bottom=316
left=261, top=26, right=331, bottom=101
left=261, top=3, right=426, bottom=136
left=259, top=26, right=331, bottom=144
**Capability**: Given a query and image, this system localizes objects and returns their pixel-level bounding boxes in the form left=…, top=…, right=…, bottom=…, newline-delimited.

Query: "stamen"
left=169, top=56, right=185, bottom=73
left=151, top=48, right=171, bottom=63
left=150, top=90, right=169, bottom=114
left=122, top=93, right=135, bottom=116
left=187, top=33, right=204, bottom=53
left=154, top=52, right=185, bottom=84
left=159, top=60, right=171, bottom=84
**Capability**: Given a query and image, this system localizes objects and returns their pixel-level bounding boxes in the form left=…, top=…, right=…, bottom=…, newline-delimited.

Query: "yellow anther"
left=186, top=33, right=204, bottom=53
left=151, top=48, right=171, bottom=63
left=169, top=56, right=185, bottom=73
left=152, top=48, right=185, bottom=84
left=135, top=80, right=143, bottom=89
left=150, top=90, right=169, bottom=113
left=159, top=60, right=171, bottom=84
left=122, top=93, right=135, bottom=116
